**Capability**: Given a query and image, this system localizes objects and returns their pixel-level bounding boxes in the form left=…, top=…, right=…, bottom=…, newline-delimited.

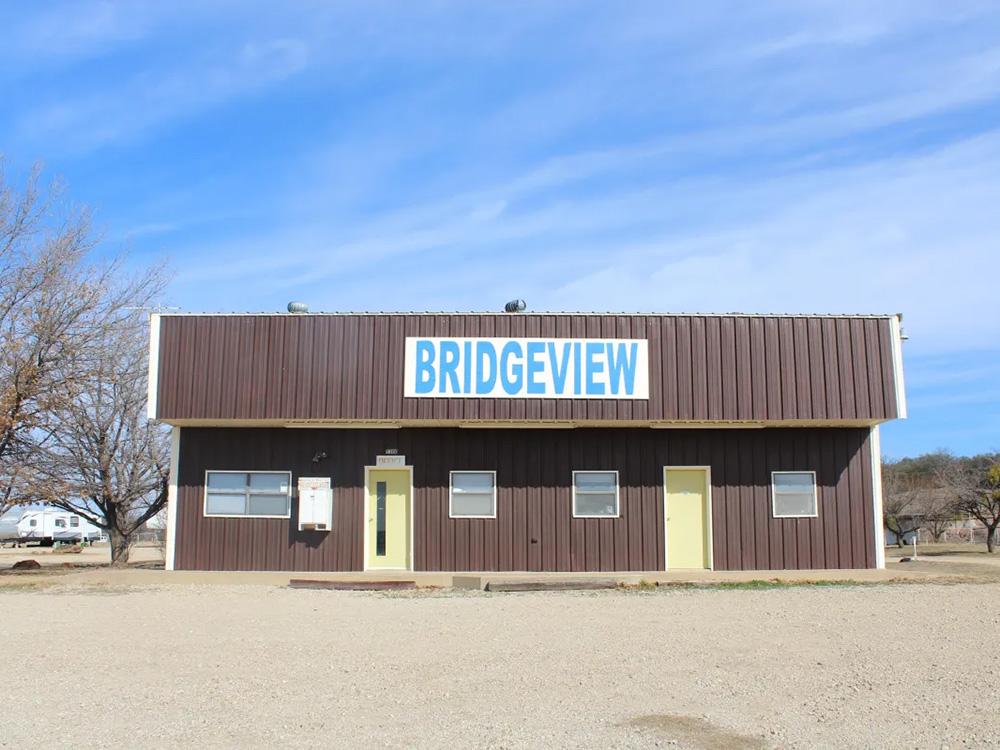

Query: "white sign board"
left=297, top=477, right=333, bottom=531
left=403, top=337, right=649, bottom=399
left=376, top=455, right=406, bottom=467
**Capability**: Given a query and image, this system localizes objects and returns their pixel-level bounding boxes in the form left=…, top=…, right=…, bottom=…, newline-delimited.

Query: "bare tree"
left=1, top=166, right=85, bottom=513
left=882, top=453, right=962, bottom=547
left=1, top=163, right=164, bottom=516
left=920, top=494, right=959, bottom=542
left=943, top=457, right=1000, bottom=553
left=0, top=162, right=169, bottom=561
left=32, top=310, right=169, bottom=564
left=882, top=460, right=925, bottom=548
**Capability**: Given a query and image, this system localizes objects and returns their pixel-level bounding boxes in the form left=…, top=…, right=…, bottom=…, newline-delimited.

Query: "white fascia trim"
left=286, top=421, right=402, bottom=429
left=651, top=421, right=765, bottom=429
left=458, top=421, right=575, bottom=429
left=165, top=426, right=180, bottom=571
left=889, top=315, right=908, bottom=419
left=870, top=425, right=886, bottom=569
left=146, top=313, right=161, bottom=421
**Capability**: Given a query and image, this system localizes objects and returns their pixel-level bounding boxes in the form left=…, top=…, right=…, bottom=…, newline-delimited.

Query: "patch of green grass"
left=619, top=579, right=660, bottom=591
left=712, top=578, right=873, bottom=590
left=627, top=578, right=899, bottom=592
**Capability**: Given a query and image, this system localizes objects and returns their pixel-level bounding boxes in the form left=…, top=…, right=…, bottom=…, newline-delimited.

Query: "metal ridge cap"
left=155, top=310, right=901, bottom=319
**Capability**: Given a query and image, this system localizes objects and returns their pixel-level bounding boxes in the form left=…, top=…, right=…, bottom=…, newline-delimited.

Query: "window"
left=573, top=471, right=619, bottom=518
left=54, top=518, right=66, bottom=528
left=205, top=471, right=292, bottom=518
left=70, top=517, right=80, bottom=527
left=375, top=481, right=387, bottom=556
left=29, top=519, right=37, bottom=527
left=772, top=471, right=818, bottom=518
left=450, top=471, right=497, bottom=518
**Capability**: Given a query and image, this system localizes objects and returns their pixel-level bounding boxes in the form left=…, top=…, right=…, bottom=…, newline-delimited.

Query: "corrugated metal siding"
left=173, top=426, right=876, bottom=572
left=156, top=314, right=899, bottom=423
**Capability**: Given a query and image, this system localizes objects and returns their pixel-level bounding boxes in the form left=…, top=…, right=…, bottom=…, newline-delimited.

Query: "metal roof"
left=155, top=310, right=902, bottom=319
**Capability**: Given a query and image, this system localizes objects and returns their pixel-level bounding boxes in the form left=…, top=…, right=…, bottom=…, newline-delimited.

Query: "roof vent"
left=504, top=299, right=526, bottom=313
left=287, top=301, right=309, bottom=313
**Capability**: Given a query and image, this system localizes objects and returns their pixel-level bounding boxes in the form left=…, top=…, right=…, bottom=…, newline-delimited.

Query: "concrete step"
left=288, top=579, right=417, bottom=591
left=484, top=579, right=620, bottom=592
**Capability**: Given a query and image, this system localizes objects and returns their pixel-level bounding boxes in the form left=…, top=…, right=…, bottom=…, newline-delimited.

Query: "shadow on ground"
left=626, top=713, right=767, bottom=749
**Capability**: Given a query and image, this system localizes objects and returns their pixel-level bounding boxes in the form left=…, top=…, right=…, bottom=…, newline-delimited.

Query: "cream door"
left=367, top=469, right=412, bottom=569
left=664, top=468, right=711, bottom=569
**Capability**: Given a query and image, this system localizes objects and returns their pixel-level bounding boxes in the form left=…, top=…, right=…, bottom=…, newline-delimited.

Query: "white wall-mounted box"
left=298, top=477, right=333, bottom=531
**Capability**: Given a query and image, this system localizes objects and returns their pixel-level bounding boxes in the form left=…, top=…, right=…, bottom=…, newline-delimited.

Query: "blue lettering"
left=526, top=341, right=545, bottom=395
left=412, top=337, right=645, bottom=399
left=573, top=342, right=582, bottom=395
left=463, top=341, right=473, bottom=393
left=439, top=341, right=460, bottom=394
left=606, top=342, right=638, bottom=396
left=500, top=341, right=523, bottom=395
left=476, top=341, right=497, bottom=394
left=415, top=340, right=436, bottom=394
left=585, top=342, right=605, bottom=396
left=548, top=341, right=571, bottom=394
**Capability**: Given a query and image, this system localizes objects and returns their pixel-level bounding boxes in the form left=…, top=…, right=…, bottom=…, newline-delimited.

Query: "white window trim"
left=572, top=470, right=620, bottom=519
left=203, top=470, right=293, bottom=519
left=771, top=470, right=819, bottom=519
left=448, top=470, right=497, bottom=519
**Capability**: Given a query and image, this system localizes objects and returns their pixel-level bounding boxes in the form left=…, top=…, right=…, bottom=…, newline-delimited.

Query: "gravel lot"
left=2, top=582, right=999, bottom=749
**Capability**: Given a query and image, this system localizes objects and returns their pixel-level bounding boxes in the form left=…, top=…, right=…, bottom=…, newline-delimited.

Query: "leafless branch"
left=0, top=163, right=171, bottom=563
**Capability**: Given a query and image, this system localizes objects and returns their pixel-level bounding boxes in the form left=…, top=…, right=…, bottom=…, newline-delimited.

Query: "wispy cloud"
left=0, top=1, right=232, bottom=66
left=16, top=37, right=309, bottom=151
left=4, top=1, right=162, bottom=62
left=544, top=133, right=1000, bottom=348
left=172, top=126, right=1000, bottom=356
left=2, top=1, right=999, bottom=454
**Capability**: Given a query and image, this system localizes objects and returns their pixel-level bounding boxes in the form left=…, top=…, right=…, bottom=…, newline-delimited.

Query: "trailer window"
left=450, top=471, right=496, bottom=518
left=54, top=518, right=66, bottom=528
left=29, top=519, right=37, bottom=527
left=572, top=471, right=619, bottom=518
left=205, top=471, right=292, bottom=518
left=70, top=517, right=80, bottom=527
left=772, top=471, right=818, bottom=518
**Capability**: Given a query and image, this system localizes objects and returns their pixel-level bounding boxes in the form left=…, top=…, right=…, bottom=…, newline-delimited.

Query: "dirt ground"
left=2, top=578, right=999, bottom=749
left=0, top=541, right=164, bottom=569
left=885, top=541, right=1000, bottom=565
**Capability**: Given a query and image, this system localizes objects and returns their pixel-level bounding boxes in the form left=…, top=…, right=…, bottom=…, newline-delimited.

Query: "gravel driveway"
left=2, top=582, right=998, bottom=749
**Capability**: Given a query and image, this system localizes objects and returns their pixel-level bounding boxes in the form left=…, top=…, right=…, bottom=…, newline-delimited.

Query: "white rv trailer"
left=13, top=509, right=104, bottom=546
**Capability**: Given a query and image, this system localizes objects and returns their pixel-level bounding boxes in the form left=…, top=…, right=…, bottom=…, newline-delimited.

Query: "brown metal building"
left=149, top=311, right=906, bottom=573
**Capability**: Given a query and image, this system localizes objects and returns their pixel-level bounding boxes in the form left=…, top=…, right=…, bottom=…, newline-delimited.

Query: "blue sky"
left=1, top=1, right=998, bottom=458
